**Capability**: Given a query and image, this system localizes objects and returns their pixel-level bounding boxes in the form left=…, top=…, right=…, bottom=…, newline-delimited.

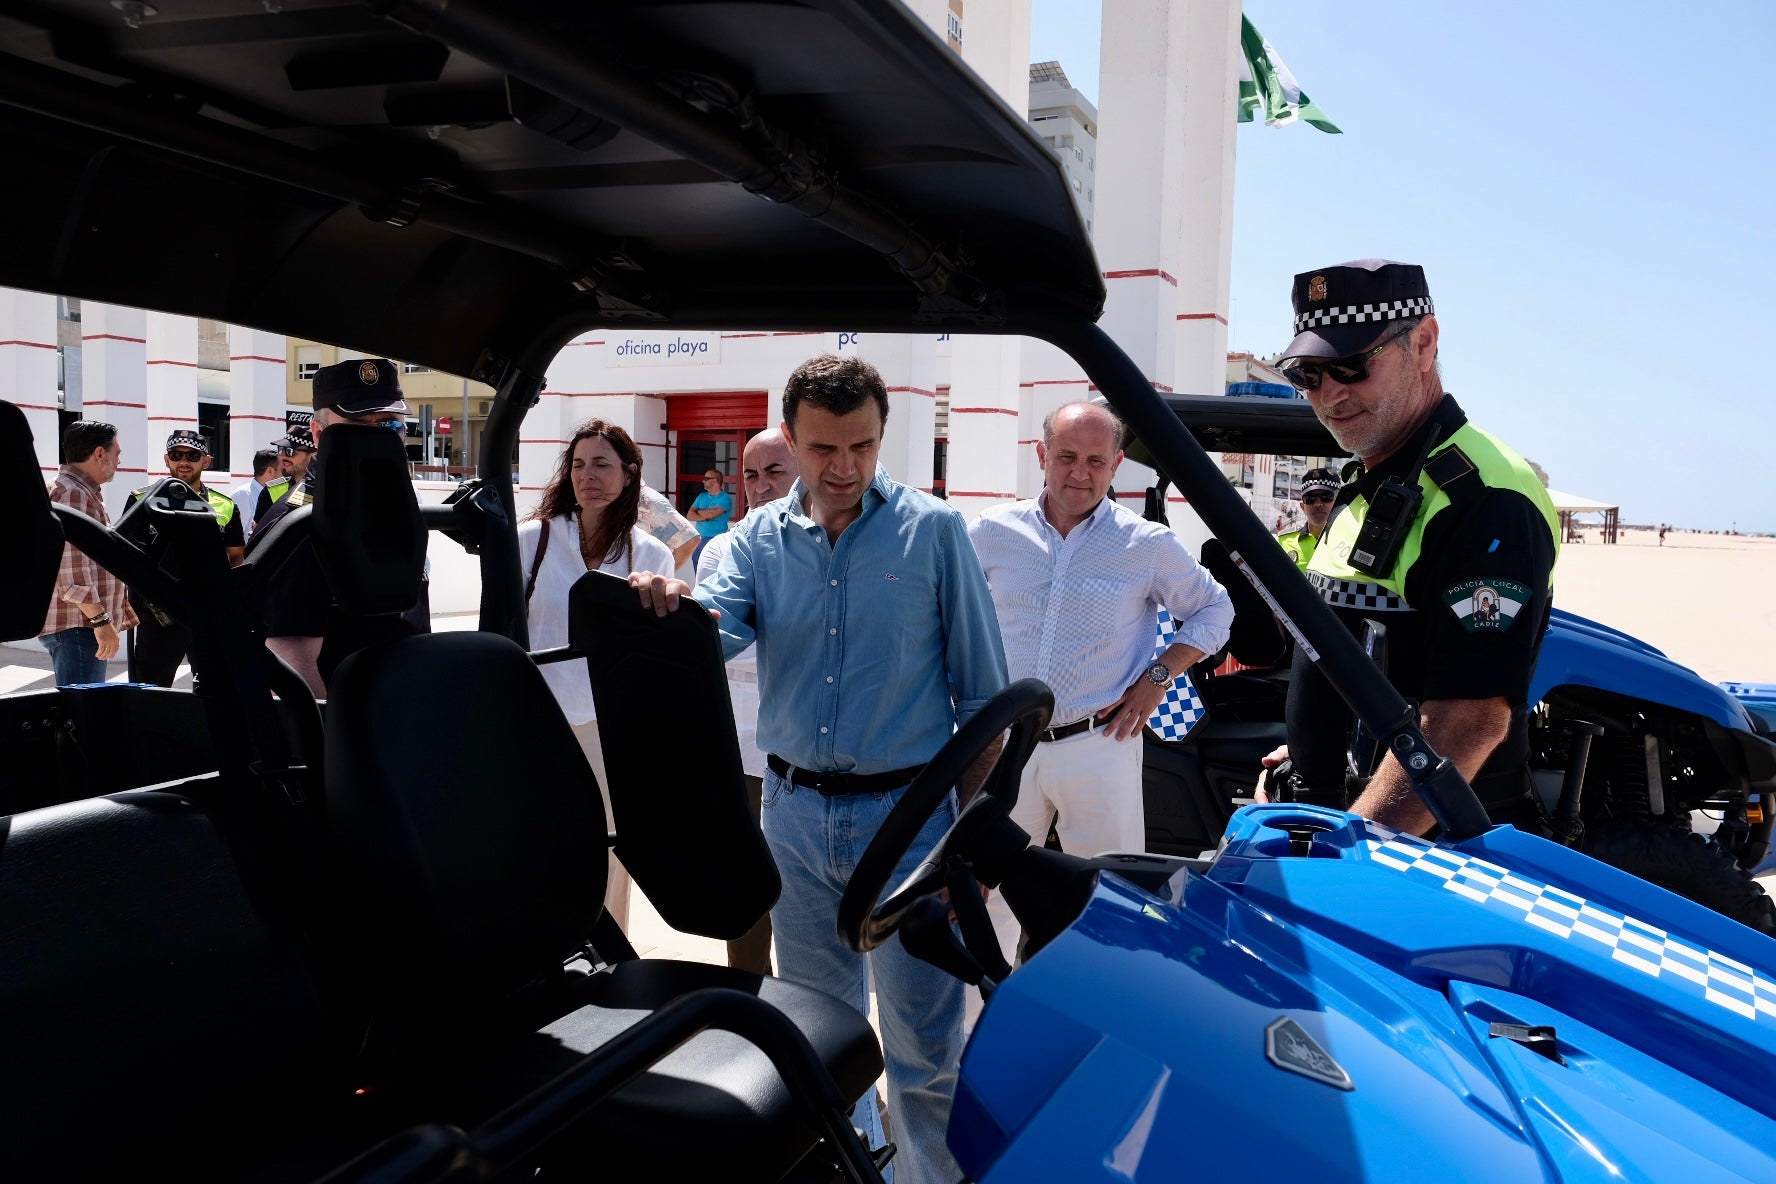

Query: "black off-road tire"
left=1582, top=819, right=1776, bottom=935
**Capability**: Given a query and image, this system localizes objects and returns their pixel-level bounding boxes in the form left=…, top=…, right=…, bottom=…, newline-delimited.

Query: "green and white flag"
left=1237, top=15, right=1341, bottom=134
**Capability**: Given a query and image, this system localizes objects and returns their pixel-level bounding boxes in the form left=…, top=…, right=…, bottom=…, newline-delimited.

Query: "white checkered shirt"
left=969, top=493, right=1232, bottom=727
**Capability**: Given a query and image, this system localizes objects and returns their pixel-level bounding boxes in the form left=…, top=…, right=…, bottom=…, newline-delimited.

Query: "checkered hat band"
left=1355, top=820, right=1776, bottom=1025
left=165, top=430, right=207, bottom=451
left=1309, top=572, right=1409, bottom=612
left=1294, top=297, right=1433, bottom=333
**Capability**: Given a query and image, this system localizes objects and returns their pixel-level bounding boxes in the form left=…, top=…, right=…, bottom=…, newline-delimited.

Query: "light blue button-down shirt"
left=695, top=465, right=1008, bottom=775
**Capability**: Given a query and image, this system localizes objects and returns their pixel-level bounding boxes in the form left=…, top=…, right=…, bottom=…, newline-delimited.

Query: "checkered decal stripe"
left=1294, top=297, right=1434, bottom=332
left=1308, top=572, right=1410, bottom=612
left=1355, top=821, right=1776, bottom=1024
left=1147, top=607, right=1205, bottom=742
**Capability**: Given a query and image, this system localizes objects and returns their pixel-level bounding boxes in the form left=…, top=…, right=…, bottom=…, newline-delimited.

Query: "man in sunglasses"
left=1277, top=468, right=1341, bottom=573
left=1265, top=260, right=1559, bottom=838
left=250, top=358, right=427, bottom=695
left=128, top=430, right=247, bottom=686
left=255, top=425, right=316, bottom=532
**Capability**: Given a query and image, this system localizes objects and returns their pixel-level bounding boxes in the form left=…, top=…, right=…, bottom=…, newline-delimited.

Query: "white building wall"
left=81, top=303, right=148, bottom=518
left=0, top=287, right=60, bottom=475
left=227, top=326, right=288, bottom=506
left=1170, top=0, right=1241, bottom=398
left=145, top=312, right=200, bottom=477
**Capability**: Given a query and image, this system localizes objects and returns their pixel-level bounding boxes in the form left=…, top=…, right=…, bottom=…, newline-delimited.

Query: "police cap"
left=1282, top=260, right=1435, bottom=362
left=164, top=429, right=208, bottom=454
left=312, top=357, right=410, bottom=417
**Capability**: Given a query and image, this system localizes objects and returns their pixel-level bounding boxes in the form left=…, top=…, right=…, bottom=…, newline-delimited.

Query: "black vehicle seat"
left=0, top=791, right=343, bottom=1177
left=1199, top=538, right=1290, bottom=670
left=322, top=631, right=882, bottom=1180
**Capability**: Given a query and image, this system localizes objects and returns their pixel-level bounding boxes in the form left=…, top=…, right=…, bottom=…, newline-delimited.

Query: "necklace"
left=576, top=513, right=633, bottom=575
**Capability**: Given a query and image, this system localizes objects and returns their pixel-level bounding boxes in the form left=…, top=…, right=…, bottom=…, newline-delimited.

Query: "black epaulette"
left=1423, top=445, right=1480, bottom=495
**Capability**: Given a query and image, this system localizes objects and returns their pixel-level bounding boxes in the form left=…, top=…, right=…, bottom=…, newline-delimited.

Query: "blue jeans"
left=41, top=627, right=107, bottom=687
left=762, top=769, right=965, bottom=1184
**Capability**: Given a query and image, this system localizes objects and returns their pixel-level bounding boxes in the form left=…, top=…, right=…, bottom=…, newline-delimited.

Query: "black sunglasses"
left=1301, top=491, right=1335, bottom=505
left=166, top=449, right=205, bottom=462
left=1281, top=322, right=1416, bottom=392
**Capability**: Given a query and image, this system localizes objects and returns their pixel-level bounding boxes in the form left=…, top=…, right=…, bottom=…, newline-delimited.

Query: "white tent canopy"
left=1546, top=488, right=1618, bottom=514
left=1545, top=487, right=1621, bottom=543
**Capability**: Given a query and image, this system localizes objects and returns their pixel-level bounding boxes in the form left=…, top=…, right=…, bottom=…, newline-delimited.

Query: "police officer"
left=255, top=424, right=316, bottom=531
left=1276, top=467, right=1340, bottom=573
left=1267, top=260, right=1559, bottom=836
left=129, top=429, right=246, bottom=686
left=250, top=358, right=426, bottom=696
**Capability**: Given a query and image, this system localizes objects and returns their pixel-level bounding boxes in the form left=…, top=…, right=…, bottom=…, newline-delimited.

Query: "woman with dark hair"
left=519, top=419, right=673, bottom=930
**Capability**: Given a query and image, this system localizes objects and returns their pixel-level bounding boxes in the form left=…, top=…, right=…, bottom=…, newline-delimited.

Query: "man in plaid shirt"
left=40, top=420, right=137, bottom=685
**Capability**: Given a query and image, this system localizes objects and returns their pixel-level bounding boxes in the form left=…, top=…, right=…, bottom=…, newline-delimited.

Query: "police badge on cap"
left=1281, top=260, right=1435, bottom=362
left=164, top=429, right=208, bottom=453
left=311, top=357, right=410, bottom=417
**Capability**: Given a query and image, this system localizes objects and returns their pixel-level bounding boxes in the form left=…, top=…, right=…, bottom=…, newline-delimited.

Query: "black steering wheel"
left=838, top=678, right=1055, bottom=953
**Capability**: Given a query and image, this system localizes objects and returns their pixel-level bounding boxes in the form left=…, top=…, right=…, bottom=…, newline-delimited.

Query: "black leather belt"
left=765, top=754, right=924, bottom=796
left=1038, top=707, right=1120, bottom=743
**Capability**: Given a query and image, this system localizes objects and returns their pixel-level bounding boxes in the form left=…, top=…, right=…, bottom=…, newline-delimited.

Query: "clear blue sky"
left=1032, top=1, right=1775, bottom=533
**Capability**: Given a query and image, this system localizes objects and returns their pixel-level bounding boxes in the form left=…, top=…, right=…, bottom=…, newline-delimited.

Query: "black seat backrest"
left=324, top=632, right=608, bottom=1016
left=570, top=570, right=780, bottom=941
left=311, top=422, right=427, bottom=616
left=0, top=791, right=330, bottom=1172
left=1199, top=538, right=1290, bottom=670
left=0, top=400, right=66, bottom=642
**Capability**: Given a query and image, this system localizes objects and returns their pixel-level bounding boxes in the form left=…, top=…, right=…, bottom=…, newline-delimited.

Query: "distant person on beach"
left=1259, top=260, right=1560, bottom=838
left=1660, top=523, right=1669, bottom=547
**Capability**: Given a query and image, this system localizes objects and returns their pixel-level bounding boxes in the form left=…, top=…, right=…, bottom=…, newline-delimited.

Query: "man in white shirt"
left=968, top=401, right=1232, bottom=961
left=696, top=427, right=795, bottom=975
left=231, top=448, right=279, bottom=544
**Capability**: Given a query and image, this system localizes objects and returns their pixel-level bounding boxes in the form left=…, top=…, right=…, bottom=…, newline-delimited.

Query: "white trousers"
left=570, top=718, right=632, bottom=932
left=986, top=725, right=1145, bottom=967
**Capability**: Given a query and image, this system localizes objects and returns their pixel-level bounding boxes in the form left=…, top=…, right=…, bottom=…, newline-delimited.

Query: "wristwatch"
left=1143, top=660, right=1173, bottom=689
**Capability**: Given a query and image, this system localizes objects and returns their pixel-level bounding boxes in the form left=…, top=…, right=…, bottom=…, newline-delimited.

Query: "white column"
left=944, top=338, right=1023, bottom=520
left=81, top=303, right=149, bottom=518
left=941, top=0, right=1032, bottom=522
left=145, top=312, right=200, bottom=476
left=0, top=287, right=61, bottom=477
left=1169, top=0, right=1241, bottom=397
left=227, top=326, right=288, bottom=494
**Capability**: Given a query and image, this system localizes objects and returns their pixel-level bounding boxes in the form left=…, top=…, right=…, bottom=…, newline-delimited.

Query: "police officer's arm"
left=1349, top=697, right=1512, bottom=832
left=1353, top=486, right=1556, bottom=833
left=223, top=507, right=246, bottom=566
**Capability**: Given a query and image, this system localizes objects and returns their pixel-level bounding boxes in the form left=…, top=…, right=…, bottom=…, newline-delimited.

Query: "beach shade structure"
left=1547, top=488, right=1621, bottom=544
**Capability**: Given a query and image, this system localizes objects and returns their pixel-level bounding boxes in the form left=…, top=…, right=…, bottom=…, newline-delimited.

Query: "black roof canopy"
left=0, top=0, right=1103, bottom=373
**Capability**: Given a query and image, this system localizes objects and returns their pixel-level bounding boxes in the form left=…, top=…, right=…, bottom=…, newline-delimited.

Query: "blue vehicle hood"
left=955, top=805, right=1776, bottom=1182
left=1534, top=609, right=1752, bottom=730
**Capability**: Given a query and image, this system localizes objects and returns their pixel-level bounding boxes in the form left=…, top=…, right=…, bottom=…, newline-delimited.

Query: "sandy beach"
left=1553, top=529, right=1776, bottom=684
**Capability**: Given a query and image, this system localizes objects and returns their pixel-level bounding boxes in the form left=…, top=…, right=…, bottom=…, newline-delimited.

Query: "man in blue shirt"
left=686, top=468, right=734, bottom=567
left=631, top=354, right=1007, bottom=1183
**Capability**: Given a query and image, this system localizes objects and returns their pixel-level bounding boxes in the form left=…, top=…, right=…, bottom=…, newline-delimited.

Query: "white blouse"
left=518, top=512, right=675, bottom=725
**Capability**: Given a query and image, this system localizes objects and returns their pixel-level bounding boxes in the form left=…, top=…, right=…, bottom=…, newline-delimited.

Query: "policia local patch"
left=1443, top=578, right=1531, bottom=633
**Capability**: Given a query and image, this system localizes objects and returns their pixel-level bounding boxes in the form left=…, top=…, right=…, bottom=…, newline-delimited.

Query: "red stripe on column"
left=1028, top=379, right=1089, bottom=386
left=83, top=334, right=147, bottom=344
left=147, top=416, right=200, bottom=422
left=771, top=331, right=821, bottom=337
left=886, top=386, right=936, bottom=398
left=722, top=332, right=771, bottom=339
left=0, top=339, right=56, bottom=350
left=230, top=355, right=287, bottom=364
left=15, top=402, right=59, bottom=411
left=1176, top=312, right=1230, bottom=325
left=946, top=490, right=1019, bottom=499
left=562, top=340, right=607, bottom=347
left=1018, top=438, right=1041, bottom=445
left=1104, top=269, right=1178, bottom=287
left=116, top=466, right=148, bottom=473
left=83, top=400, right=148, bottom=408
left=233, top=414, right=284, bottom=422
left=950, top=407, right=1018, bottom=416
left=520, top=438, right=570, bottom=445
left=147, top=358, right=199, bottom=367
